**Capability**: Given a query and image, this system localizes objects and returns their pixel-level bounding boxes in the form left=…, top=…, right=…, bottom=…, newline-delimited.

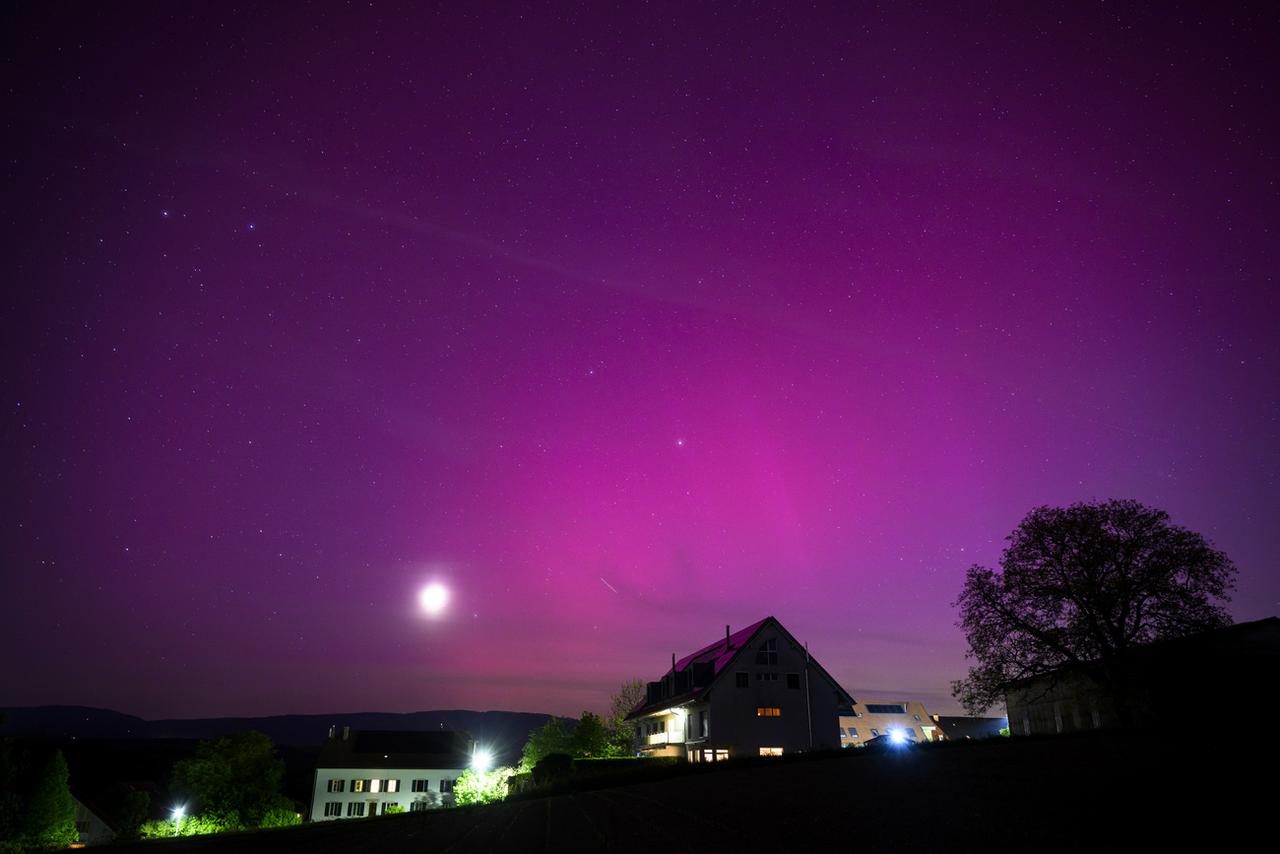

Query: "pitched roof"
left=673, top=617, right=771, bottom=676
left=316, top=729, right=474, bottom=769
left=627, top=616, right=854, bottom=719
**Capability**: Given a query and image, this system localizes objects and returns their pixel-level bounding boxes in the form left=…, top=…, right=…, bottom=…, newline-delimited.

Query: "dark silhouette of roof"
left=933, top=716, right=1007, bottom=740
left=316, top=729, right=474, bottom=769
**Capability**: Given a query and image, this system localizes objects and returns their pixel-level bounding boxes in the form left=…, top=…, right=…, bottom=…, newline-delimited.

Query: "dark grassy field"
left=100, top=731, right=1272, bottom=852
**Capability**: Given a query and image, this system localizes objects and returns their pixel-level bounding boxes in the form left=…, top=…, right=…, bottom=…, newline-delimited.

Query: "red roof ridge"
left=672, top=616, right=772, bottom=675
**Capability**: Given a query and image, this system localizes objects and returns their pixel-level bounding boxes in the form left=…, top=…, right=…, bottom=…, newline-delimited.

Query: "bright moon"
left=419, top=582, right=449, bottom=617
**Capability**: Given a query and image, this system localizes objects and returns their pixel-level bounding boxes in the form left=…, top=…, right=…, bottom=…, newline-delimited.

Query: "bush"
left=532, top=753, right=573, bottom=785
left=453, top=767, right=514, bottom=805
left=258, top=806, right=302, bottom=827
left=139, top=813, right=237, bottom=838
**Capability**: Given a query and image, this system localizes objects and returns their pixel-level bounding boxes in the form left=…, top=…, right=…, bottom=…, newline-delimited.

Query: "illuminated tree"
left=520, top=718, right=571, bottom=772
left=21, top=750, right=76, bottom=850
left=952, top=499, right=1236, bottom=715
left=171, top=731, right=289, bottom=828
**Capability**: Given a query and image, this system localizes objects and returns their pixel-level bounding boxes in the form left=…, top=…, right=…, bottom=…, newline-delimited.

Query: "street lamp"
left=171, top=806, right=185, bottom=836
left=471, top=747, right=493, bottom=771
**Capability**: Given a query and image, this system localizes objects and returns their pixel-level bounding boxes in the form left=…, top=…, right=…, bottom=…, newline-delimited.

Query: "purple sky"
left=3, top=2, right=1277, bottom=719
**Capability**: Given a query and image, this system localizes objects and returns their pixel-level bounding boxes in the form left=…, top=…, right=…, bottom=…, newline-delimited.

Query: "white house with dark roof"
left=626, top=616, right=855, bottom=761
left=309, top=728, right=473, bottom=821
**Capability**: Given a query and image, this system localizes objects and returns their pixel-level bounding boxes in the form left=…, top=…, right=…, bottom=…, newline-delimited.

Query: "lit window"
left=351, top=779, right=364, bottom=792
left=759, top=747, right=783, bottom=756
left=756, top=707, right=781, bottom=717
left=370, top=779, right=381, bottom=793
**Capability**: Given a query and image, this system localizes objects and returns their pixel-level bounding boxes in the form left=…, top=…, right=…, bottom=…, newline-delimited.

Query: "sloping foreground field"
left=103, top=731, right=1272, bottom=853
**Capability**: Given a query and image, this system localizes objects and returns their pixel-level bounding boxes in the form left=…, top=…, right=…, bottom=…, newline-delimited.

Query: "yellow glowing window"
left=759, top=747, right=783, bottom=756
left=756, top=707, right=781, bottom=717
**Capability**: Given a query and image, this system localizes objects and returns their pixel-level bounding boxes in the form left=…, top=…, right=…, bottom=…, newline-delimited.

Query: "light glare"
left=419, top=582, right=449, bottom=616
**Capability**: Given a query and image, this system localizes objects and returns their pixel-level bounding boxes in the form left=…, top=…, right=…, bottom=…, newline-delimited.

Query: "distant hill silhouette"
left=0, top=705, right=562, bottom=761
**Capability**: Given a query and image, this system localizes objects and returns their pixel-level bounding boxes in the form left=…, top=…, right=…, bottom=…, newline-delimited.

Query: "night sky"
left=3, top=2, right=1277, bottom=719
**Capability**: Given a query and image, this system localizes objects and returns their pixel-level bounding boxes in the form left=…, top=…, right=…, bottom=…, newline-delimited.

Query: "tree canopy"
left=952, top=499, right=1236, bottom=714
left=171, top=731, right=289, bottom=828
left=606, top=679, right=646, bottom=755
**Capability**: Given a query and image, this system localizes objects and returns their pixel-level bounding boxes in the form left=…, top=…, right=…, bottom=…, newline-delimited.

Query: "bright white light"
left=172, top=807, right=185, bottom=819
left=472, top=748, right=493, bottom=771
left=889, top=729, right=907, bottom=745
left=419, top=582, right=449, bottom=617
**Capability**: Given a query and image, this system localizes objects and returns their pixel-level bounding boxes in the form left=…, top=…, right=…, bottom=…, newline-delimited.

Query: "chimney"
left=672, top=652, right=677, bottom=673
left=342, top=726, right=350, bottom=740
left=725, top=624, right=731, bottom=649
left=327, top=724, right=336, bottom=739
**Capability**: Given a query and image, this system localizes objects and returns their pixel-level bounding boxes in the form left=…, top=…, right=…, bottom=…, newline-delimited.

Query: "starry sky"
left=3, top=2, right=1277, bottom=719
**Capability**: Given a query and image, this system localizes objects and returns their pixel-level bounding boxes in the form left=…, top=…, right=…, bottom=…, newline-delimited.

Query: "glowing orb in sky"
left=419, top=582, right=449, bottom=617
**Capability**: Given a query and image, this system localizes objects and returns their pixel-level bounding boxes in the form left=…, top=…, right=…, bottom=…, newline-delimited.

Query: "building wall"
left=73, top=797, right=115, bottom=846
left=699, top=627, right=845, bottom=758
left=838, top=699, right=941, bottom=746
left=1005, top=671, right=1116, bottom=736
left=309, top=766, right=465, bottom=821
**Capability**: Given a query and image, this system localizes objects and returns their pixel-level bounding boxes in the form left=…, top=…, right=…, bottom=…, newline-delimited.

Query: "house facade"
left=309, top=728, right=472, bottom=821
left=627, top=617, right=855, bottom=761
left=837, top=699, right=940, bottom=747
left=1005, top=617, right=1280, bottom=736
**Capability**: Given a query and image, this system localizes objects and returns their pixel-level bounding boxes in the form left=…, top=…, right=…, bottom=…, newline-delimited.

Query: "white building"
left=627, top=617, right=855, bottom=761
left=309, top=728, right=472, bottom=821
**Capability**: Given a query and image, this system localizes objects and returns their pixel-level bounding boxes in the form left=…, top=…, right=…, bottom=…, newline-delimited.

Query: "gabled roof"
left=316, top=729, right=474, bottom=770
left=627, top=616, right=854, bottom=719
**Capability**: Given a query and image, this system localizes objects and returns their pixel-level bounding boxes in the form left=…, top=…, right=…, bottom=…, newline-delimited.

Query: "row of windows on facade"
left=645, top=706, right=783, bottom=739
left=839, top=726, right=916, bottom=739
left=689, top=747, right=782, bottom=762
left=734, top=671, right=802, bottom=689
left=326, top=778, right=455, bottom=794
left=323, top=801, right=441, bottom=817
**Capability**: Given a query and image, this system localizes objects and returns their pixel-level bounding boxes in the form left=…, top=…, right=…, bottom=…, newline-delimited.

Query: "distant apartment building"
left=309, top=729, right=472, bottom=821
left=626, top=617, right=855, bottom=761
left=838, top=699, right=940, bottom=746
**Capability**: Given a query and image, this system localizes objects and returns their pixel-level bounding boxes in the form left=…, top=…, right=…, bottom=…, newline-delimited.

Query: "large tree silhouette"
left=952, top=499, right=1236, bottom=715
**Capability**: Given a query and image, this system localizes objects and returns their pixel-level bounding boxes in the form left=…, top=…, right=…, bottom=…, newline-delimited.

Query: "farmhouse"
left=309, top=728, right=473, bottom=820
left=627, top=616, right=855, bottom=760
